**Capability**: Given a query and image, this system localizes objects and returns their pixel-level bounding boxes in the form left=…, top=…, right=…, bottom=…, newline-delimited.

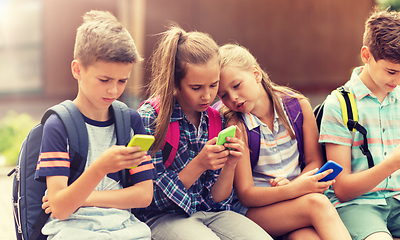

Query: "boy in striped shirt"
left=34, top=10, right=155, bottom=239
left=320, top=9, right=400, bottom=240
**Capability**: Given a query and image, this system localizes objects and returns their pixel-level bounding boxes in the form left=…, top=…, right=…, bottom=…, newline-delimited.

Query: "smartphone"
left=126, top=134, right=155, bottom=169
left=217, top=125, right=236, bottom=146
left=315, top=160, right=343, bottom=182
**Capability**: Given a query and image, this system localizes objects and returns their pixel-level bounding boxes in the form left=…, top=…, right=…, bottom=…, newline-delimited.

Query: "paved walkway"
left=1, top=166, right=17, bottom=240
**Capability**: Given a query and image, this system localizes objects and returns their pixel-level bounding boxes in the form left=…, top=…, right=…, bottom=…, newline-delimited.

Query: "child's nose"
left=229, top=93, right=238, bottom=102
left=107, top=83, right=118, bottom=94
left=202, top=90, right=211, bottom=101
left=394, top=78, right=400, bottom=86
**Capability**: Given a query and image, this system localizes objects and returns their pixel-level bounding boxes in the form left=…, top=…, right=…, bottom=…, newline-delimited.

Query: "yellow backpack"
left=314, top=86, right=374, bottom=168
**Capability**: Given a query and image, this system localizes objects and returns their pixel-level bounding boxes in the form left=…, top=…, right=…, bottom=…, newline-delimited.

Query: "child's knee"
left=303, top=193, right=336, bottom=214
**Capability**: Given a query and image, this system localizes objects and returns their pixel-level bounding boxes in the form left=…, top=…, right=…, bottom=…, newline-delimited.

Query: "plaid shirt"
left=134, top=100, right=232, bottom=221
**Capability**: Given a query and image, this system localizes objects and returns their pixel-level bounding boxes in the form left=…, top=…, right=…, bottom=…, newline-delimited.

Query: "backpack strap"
left=282, top=97, right=305, bottom=169
left=244, top=97, right=304, bottom=170
left=43, top=100, right=89, bottom=184
left=207, top=107, right=222, bottom=140
left=242, top=113, right=261, bottom=170
left=111, top=100, right=131, bottom=146
left=139, top=97, right=178, bottom=169
left=28, top=209, right=49, bottom=240
left=333, top=86, right=374, bottom=168
left=111, top=100, right=132, bottom=187
left=142, top=97, right=221, bottom=169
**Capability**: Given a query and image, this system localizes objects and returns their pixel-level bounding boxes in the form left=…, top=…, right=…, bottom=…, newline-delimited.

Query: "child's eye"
left=119, top=79, right=127, bottom=84
left=210, top=83, right=218, bottom=88
left=388, top=71, right=396, bottom=75
left=99, top=79, right=108, bottom=83
left=233, top=83, right=241, bottom=88
left=192, top=87, right=201, bottom=91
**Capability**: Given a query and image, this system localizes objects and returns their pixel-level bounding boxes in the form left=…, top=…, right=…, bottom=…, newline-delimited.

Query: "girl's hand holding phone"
left=221, top=126, right=244, bottom=168
left=314, top=160, right=343, bottom=182
left=195, top=137, right=230, bottom=171
left=291, top=168, right=335, bottom=195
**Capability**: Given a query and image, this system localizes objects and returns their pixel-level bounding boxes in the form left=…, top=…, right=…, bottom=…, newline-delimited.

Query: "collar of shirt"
left=349, top=66, right=400, bottom=105
left=242, top=98, right=283, bottom=133
left=170, top=99, right=209, bottom=139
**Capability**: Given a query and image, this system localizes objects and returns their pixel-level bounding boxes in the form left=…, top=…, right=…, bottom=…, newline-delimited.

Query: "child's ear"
left=360, top=46, right=372, bottom=64
left=71, top=60, right=81, bottom=80
left=253, top=65, right=262, bottom=83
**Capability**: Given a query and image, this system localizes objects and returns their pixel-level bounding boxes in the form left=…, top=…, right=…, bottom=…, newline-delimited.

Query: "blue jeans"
left=146, top=211, right=272, bottom=240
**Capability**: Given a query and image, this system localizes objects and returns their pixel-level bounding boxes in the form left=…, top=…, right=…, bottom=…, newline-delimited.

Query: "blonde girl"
left=135, top=27, right=272, bottom=240
left=217, top=43, right=351, bottom=240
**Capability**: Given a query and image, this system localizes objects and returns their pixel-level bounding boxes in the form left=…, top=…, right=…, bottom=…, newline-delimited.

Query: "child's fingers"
left=303, top=168, right=320, bottom=176
left=227, top=150, right=242, bottom=158
left=125, top=155, right=148, bottom=167
left=316, top=180, right=334, bottom=193
left=42, top=201, right=49, bottom=210
left=275, top=178, right=290, bottom=186
left=234, top=125, right=242, bottom=139
left=207, top=137, right=218, bottom=145
left=44, top=205, right=52, bottom=214
left=224, top=142, right=243, bottom=152
left=125, top=145, right=143, bottom=153
left=314, top=169, right=334, bottom=181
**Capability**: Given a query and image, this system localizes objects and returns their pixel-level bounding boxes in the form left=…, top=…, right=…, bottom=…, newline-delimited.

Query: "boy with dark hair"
left=35, top=10, right=155, bottom=239
left=319, top=9, right=400, bottom=240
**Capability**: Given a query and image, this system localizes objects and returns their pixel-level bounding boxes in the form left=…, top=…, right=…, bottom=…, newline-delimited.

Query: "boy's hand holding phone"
left=126, top=134, right=155, bottom=169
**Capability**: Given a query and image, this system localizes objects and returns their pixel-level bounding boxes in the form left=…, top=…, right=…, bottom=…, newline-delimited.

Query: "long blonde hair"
left=219, top=44, right=306, bottom=139
left=147, top=25, right=219, bottom=153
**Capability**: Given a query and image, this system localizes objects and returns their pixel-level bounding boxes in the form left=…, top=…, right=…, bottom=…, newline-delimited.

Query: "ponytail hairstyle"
left=219, top=44, right=306, bottom=140
left=148, top=24, right=219, bottom=153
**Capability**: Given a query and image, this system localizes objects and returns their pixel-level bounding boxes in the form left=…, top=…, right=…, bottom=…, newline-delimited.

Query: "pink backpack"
left=143, top=97, right=222, bottom=169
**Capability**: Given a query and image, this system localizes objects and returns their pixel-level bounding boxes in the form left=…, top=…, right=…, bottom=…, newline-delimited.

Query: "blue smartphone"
left=315, top=160, right=343, bottom=182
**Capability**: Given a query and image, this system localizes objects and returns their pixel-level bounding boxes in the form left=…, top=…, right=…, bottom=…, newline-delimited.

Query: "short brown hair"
left=363, top=9, right=400, bottom=63
left=74, top=10, right=142, bottom=69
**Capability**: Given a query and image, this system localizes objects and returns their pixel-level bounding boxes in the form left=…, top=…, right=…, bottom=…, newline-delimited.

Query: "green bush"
left=379, top=0, right=400, bottom=11
left=0, top=111, right=36, bottom=166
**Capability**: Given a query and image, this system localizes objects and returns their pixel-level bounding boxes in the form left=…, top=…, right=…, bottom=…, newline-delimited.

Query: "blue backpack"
left=8, top=100, right=132, bottom=240
left=212, top=97, right=305, bottom=170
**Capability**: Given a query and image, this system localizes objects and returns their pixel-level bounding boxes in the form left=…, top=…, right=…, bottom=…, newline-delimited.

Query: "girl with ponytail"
left=136, top=26, right=272, bottom=240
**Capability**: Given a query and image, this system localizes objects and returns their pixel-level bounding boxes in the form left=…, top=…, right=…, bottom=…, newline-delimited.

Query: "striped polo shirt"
left=243, top=98, right=301, bottom=187
left=319, top=66, right=400, bottom=207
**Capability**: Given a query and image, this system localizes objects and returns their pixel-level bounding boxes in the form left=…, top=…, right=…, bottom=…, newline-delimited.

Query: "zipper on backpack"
left=15, top=165, right=20, bottom=181
left=14, top=148, right=23, bottom=238
left=7, top=167, right=16, bottom=177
